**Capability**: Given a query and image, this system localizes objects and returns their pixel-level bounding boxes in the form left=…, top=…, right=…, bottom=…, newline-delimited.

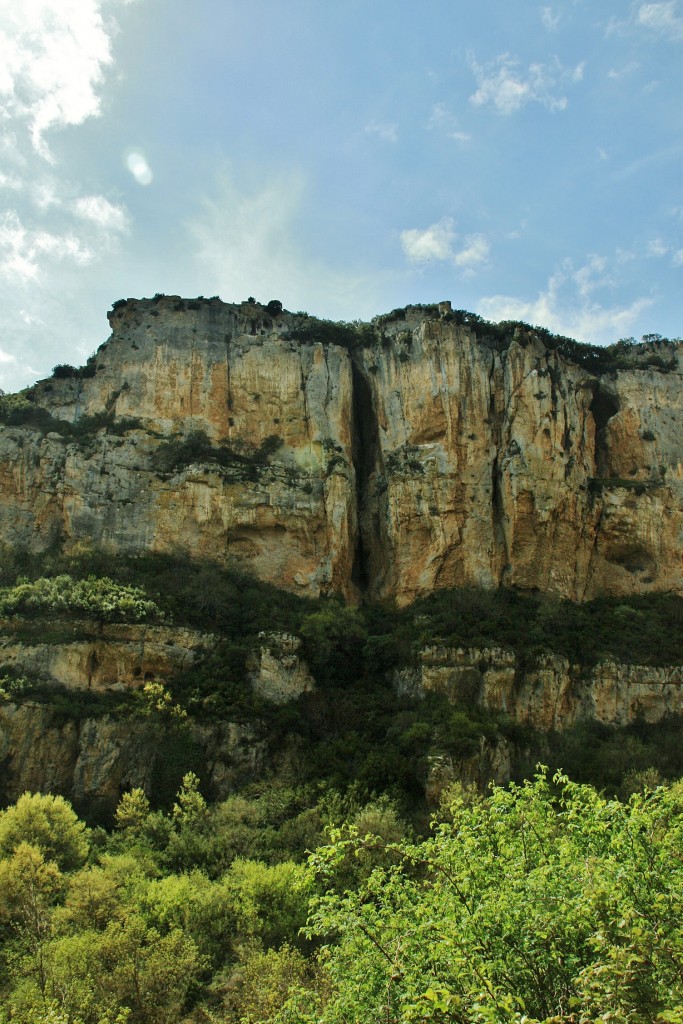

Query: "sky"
left=1, top=0, right=682, bottom=393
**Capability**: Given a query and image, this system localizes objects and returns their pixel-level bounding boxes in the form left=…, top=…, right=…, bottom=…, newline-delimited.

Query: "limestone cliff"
left=1, top=296, right=681, bottom=604
left=396, top=644, right=683, bottom=731
left=0, top=701, right=263, bottom=811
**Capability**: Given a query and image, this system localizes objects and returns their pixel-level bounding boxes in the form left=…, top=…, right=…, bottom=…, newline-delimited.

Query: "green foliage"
left=287, top=319, right=375, bottom=351
left=135, top=681, right=187, bottom=722
left=0, top=575, right=163, bottom=624
left=0, top=394, right=140, bottom=439
left=2, top=773, right=683, bottom=1023
left=0, top=393, right=68, bottom=433
left=0, top=793, right=88, bottom=871
left=115, top=790, right=152, bottom=835
left=299, top=603, right=368, bottom=686
left=300, top=770, right=683, bottom=1024
left=51, top=362, right=96, bottom=380
left=151, top=428, right=283, bottom=478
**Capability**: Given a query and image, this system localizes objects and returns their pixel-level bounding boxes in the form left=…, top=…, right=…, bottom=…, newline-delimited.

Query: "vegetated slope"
left=1, top=550, right=682, bottom=822
left=1, top=768, right=683, bottom=1023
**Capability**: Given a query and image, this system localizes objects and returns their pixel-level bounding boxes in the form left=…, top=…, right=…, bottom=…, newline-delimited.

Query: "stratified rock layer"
left=396, top=645, right=683, bottom=731
left=1, top=297, right=681, bottom=604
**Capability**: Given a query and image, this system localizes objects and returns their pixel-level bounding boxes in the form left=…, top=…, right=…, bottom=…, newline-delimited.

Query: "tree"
left=0, top=793, right=88, bottom=871
left=294, top=770, right=683, bottom=1024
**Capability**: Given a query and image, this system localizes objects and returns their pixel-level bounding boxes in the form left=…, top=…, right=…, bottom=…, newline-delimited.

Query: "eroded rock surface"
left=2, top=298, right=680, bottom=604
left=399, top=644, right=683, bottom=730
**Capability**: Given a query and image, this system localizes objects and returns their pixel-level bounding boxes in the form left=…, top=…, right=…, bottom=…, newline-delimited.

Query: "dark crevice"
left=350, top=360, right=382, bottom=595
left=590, top=385, right=620, bottom=476
left=491, top=455, right=509, bottom=584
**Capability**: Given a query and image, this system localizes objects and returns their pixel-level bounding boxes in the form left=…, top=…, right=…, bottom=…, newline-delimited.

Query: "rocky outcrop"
left=247, top=632, right=315, bottom=705
left=0, top=621, right=214, bottom=692
left=0, top=701, right=264, bottom=810
left=397, top=645, right=683, bottom=731
left=0, top=297, right=681, bottom=604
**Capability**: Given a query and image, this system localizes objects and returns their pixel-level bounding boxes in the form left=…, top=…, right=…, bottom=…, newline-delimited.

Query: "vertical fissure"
left=589, top=383, right=620, bottom=477
left=350, top=359, right=383, bottom=596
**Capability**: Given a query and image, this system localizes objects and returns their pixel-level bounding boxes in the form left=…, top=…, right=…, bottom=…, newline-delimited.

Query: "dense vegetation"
left=0, top=560, right=681, bottom=1021
left=1, top=553, right=682, bottom=819
left=1, top=771, right=683, bottom=1023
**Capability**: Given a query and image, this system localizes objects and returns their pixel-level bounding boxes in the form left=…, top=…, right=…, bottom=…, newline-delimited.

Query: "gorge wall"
left=1, top=296, right=681, bottom=605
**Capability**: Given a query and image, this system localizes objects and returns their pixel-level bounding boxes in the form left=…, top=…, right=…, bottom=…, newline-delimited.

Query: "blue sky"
left=1, top=0, right=682, bottom=392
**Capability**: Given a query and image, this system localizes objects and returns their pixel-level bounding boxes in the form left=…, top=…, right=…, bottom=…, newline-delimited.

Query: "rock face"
left=247, top=632, right=315, bottom=705
left=397, top=645, right=683, bottom=731
left=1, top=296, right=681, bottom=605
left=0, top=621, right=213, bottom=692
left=0, top=702, right=264, bottom=811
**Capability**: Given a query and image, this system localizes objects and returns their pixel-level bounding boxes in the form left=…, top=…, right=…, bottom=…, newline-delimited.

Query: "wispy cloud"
left=637, top=1, right=683, bottom=38
left=468, top=52, right=585, bottom=115
left=364, top=120, right=398, bottom=143
left=0, top=1, right=131, bottom=161
left=540, top=7, right=561, bottom=32
left=0, top=1, right=137, bottom=393
left=646, top=238, right=668, bottom=257
left=0, top=210, right=94, bottom=282
left=427, top=103, right=471, bottom=142
left=400, top=217, right=489, bottom=272
left=478, top=255, right=652, bottom=344
left=71, top=195, right=130, bottom=234
left=188, top=167, right=390, bottom=320
left=607, top=2, right=683, bottom=40
left=607, top=61, right=640, bottom=79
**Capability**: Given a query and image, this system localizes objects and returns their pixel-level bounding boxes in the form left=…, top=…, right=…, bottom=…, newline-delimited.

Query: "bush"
left=0, top=792, right=89, bottom=870
left=0, top=574, right=163, bottom=624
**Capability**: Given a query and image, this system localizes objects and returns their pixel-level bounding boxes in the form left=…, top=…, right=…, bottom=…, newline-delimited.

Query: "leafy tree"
left=0, top=793, right=88, bottom=871
left=0, top=843, right=62, bottom=999
left=223, top=858, right=311, bottom=949
left=115, top=789, right=152, bottom=836
left=0, top=575, right=162, bottom=624
left=296, top=770, right=683, bottom=1024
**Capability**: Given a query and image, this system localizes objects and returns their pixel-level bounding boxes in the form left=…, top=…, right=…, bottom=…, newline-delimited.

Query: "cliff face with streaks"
left=395, top=645, right=683, bottom=732
left=1, top=296, right=681, bottom=604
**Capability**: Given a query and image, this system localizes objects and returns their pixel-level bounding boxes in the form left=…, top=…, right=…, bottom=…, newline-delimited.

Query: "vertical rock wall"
left=0, top=298, right=681, bottom=603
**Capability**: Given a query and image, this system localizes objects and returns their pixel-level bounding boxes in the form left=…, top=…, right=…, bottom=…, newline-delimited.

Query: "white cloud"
left=647, top=238, right=668, bottom=257
left=0, top=210, right=93, bottom=282
left=0, top=0, right=129, bottom=160
left=672, top=249, right=683, bottom=265
left=400, top=218, right=489, bottom=272
left=478, top=255, right=652, bottom=344
left=607, top=61, right=640, bottom=79
left=72, top=194, right=129, bottom=233
left=453, top=234, right=490, bottom=268
left=0, top=172, right=23, bottom=190
left=637, top=1, right=683, bottom=38
left=187, top=167, right=390, bottom=321
left=468, top=53, right=584, bottom=115
left=364, top=120, right=398, bottom=143
left=126, top=151, right=154, bottom=185
left=541, top=7, right=561, bottom=31
left=427, top=103, right=471, bottom=142
left=401, top=218, right=457, bottom=263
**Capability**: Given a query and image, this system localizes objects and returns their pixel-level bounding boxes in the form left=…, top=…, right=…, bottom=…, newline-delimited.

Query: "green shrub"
left=0, top=574, right=163, bottom=623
